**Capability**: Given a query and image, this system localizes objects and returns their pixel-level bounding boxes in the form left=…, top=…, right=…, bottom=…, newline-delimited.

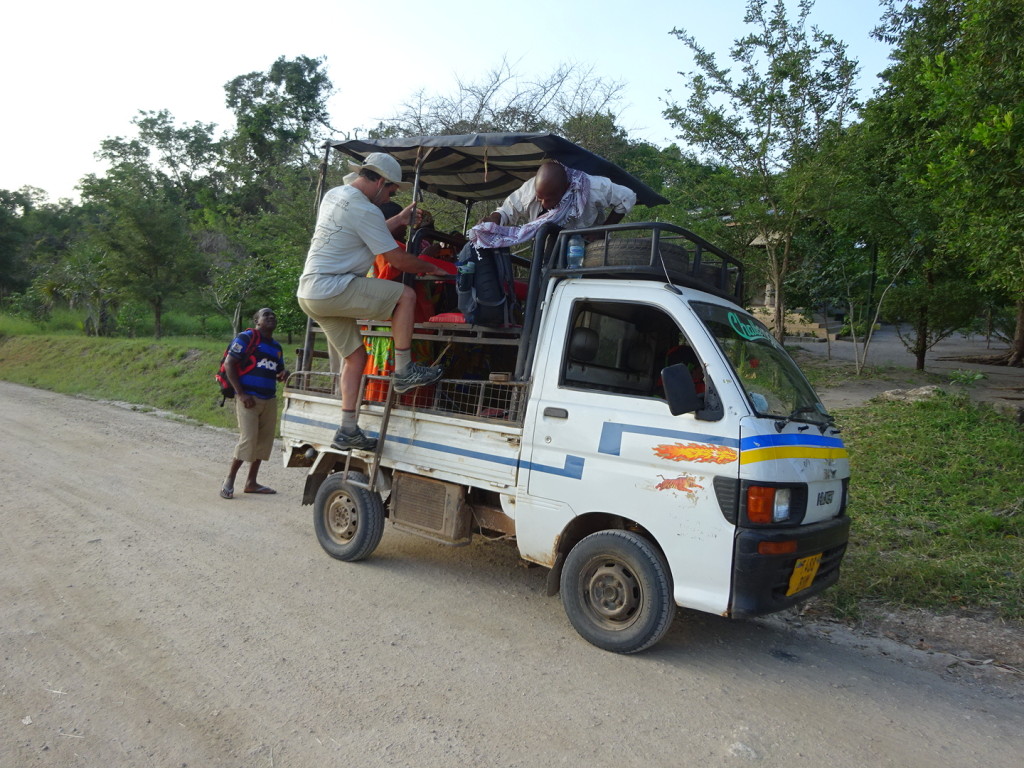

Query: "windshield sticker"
left=654, top=442, right=738, bottom=465
left=728, top=312, right=777, bottom=345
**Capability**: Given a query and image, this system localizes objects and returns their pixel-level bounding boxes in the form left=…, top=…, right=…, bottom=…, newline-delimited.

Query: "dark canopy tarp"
left=326, top=132, right=669, bottom=208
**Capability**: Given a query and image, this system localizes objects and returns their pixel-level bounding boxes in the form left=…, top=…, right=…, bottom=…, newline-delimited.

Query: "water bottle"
left=567, top=235, right=585, bottom=269
left=456, top=258, right=476, bottom=292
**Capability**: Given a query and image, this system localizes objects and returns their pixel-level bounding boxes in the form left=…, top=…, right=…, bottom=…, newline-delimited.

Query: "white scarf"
left=468, top=164, right=591, bottom=249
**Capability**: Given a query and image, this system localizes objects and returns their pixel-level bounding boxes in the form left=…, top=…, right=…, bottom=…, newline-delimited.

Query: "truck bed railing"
left=550, top=222, right=744, bottom=301
left=514, top=221, right=744, bottom=380
left=285, top=371, right=528, bottom=428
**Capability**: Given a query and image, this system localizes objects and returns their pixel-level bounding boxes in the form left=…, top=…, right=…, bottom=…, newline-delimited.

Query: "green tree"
left=79, top=164, right=204, bottom=338
left=845, top=0, right=1005, bottom=369
left=912, top=0, right=1024, bottom=365
left=803, top=118, right=936, bottom=370
left=0, top=189, right=32, bottom=299
left=1, top=187, right=86, bottom=308
left=132, top=110, right=222, bottom=203
left=663, top=0, right=859, bottom=340
left=213, top=56, right=336, bottom=330
left=223, top=55, right=335, bottom=178
left=34, top=241, right=117, bottom=336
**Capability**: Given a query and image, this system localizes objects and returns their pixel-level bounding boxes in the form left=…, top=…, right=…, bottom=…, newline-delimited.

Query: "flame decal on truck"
left=653, top=442, right=738, bottom=465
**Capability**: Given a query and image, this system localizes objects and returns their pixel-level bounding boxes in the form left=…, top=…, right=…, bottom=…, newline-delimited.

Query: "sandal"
left=244, top=485, right=276, bottom=494
left=220, top=484, right=234, bottom=500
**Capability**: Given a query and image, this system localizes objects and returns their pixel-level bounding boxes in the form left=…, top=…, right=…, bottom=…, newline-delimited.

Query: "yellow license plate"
left=786, top=553, right=822, bottom=596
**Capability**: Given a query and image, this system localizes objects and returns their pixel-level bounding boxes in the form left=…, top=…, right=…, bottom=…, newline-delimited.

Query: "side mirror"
left=662, top=363, right=703, bottom=416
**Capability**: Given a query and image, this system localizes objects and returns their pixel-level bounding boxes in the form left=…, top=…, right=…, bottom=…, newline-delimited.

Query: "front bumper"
left=730, top=516, right=851, bottom=618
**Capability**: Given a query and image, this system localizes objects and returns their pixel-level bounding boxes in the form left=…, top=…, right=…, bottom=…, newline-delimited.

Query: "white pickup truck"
left=280, top=133, right=850, bottom=653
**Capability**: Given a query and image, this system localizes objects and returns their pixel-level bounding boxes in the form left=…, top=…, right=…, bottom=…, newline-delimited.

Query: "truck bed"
left=281, top=373, right=527, bottom=492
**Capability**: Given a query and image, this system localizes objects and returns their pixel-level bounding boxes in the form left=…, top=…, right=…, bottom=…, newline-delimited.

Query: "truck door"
left=520, top=293, right=740, bottom=615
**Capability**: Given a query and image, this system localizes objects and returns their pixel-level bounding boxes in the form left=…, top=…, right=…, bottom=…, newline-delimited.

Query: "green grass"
left=824, top=392, right=1024, bottom=619
left=0, top=308, right=88, bottom=337
left=0, top=308, right=234, bottom=340
left=0, top=334, right=252, bottom=430
left=1, top=332, right=1021, bottom=620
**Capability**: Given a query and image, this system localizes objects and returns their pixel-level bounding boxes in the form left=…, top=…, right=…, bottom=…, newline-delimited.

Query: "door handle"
left=543, top=407, right=568, bottom=419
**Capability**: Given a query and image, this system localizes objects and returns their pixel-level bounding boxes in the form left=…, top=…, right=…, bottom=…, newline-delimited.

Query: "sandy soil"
left=794, top=328, right=1024, bottom=414
left=2, top=380, right=1023, bottom=768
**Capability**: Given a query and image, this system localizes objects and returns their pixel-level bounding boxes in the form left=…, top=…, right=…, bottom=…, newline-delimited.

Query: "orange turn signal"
left=758, top=540, right=798, bottom=555
left=747, top=486, right=776, bottom=523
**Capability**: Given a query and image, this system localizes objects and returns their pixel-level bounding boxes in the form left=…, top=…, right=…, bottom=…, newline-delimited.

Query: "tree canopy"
left=0, top=11, right=1020, bottom=367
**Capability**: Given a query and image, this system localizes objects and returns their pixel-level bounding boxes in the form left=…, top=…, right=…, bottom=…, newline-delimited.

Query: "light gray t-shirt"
left=297, top=185, right=398, bottom=300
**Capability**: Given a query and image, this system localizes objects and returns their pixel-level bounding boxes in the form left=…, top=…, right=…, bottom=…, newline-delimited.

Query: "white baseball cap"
left=351, top=152, right=411, bottom=189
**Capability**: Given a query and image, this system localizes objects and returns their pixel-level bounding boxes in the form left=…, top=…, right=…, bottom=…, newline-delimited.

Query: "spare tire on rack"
left=583, top=237, right=690, bottom=273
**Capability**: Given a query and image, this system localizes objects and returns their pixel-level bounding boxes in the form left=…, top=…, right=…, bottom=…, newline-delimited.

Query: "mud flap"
left=546, top=551, right=565, bottom=596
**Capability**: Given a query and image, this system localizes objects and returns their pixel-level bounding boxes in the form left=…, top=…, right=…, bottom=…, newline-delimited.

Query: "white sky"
left=3, top=0, right=892, bottom=202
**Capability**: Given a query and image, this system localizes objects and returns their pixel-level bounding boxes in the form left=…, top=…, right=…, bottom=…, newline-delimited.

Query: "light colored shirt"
left=494, top=174, right=637, bottom=229
left=297, top=185, right=398, bottom=300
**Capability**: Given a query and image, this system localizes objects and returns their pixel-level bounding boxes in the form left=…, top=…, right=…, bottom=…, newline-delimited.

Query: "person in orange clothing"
left=361, top=202, right=458, bottom=403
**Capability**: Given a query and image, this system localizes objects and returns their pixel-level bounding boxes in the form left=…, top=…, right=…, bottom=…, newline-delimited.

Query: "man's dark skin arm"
left=224, top=355, right=254, bottom=409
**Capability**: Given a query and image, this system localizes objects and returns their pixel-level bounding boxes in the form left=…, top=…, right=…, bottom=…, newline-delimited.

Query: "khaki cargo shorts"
left=298, top=277, right=405, bottom=358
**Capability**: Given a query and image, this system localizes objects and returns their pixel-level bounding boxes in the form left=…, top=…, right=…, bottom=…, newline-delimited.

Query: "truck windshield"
left=691, top=302, right=832, bottom=425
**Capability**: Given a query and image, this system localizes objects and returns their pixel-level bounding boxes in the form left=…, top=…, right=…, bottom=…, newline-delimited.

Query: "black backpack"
left=215, top=328, right=262, bottom=406
left=455, top=243, right=520, bottom=327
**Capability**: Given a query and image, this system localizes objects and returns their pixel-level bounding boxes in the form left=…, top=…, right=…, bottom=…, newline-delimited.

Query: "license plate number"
left=786, top=553, right=822, bottom=596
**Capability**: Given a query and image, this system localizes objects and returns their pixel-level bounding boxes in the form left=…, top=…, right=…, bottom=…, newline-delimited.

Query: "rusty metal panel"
left=391, top=473, right=471, bottom=545
left=471, top=504, right=516, bottom=537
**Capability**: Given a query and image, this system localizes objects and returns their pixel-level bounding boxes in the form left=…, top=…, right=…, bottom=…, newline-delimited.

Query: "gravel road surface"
left=2, top=381, right=1022, bottom=767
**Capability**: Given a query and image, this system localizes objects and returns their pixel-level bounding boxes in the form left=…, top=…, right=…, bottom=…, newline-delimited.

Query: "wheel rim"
left=325, top=491, right=358, bottom=543
left=581, top=558, right=642, bottom=629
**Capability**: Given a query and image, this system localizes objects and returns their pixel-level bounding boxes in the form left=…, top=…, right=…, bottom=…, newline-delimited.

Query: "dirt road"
left=2, top=381, right=1022, bottom=768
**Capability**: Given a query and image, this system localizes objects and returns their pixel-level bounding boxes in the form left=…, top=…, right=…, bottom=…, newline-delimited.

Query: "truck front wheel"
left=560, top=531, right=675, bottom=653
left=313, top=472, right=385, bottom=562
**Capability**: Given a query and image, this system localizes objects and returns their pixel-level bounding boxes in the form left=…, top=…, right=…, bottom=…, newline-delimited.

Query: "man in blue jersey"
left=220, top=308, right=288, bottom=499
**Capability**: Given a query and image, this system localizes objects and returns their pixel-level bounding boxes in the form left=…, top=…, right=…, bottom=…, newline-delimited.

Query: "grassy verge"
left=824, top=392, right=1024, bottom=619
left=2, top=333, right=1021, bottom=619
left=0, top=334, right=248, bottom=430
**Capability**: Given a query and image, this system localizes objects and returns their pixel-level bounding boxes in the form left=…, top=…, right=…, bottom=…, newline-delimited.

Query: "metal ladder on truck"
left=294, top=317, right=400, bottom=494
left=335, top=376, right=399, bottom=494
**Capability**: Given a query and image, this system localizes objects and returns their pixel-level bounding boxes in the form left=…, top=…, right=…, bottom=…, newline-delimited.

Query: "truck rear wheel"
left=560, top=530, right=675, bottom=653
left=313, top=472, right=385, bottom=562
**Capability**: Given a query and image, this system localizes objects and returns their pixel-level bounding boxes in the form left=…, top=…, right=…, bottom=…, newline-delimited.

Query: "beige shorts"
left=298, top=277, right=405, bottom=358
left=233, top=396, right=278, bottom=462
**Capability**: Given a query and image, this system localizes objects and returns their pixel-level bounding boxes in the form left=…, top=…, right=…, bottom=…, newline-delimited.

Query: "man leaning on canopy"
left=469, top=159, right=637, bottom=249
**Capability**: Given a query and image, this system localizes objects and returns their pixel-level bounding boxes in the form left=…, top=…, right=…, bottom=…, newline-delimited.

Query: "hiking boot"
left=392, top=362, right=443, bottom=394
left=331, top=426, right=377, bottom=452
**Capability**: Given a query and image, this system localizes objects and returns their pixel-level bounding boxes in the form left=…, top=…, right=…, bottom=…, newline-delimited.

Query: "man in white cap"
left=297, top=152, right=448, bottom=452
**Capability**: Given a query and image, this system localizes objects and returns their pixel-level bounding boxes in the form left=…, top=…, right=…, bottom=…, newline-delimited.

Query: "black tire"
left=560, top=530, right=676, bottom=653
left=583, top=237, right=689, bottom=272
left=312, top=472, right=385, bottom=562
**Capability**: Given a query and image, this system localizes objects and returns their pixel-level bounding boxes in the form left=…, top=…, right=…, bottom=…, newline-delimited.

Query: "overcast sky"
left=3, top=0, right=892, bottom=202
